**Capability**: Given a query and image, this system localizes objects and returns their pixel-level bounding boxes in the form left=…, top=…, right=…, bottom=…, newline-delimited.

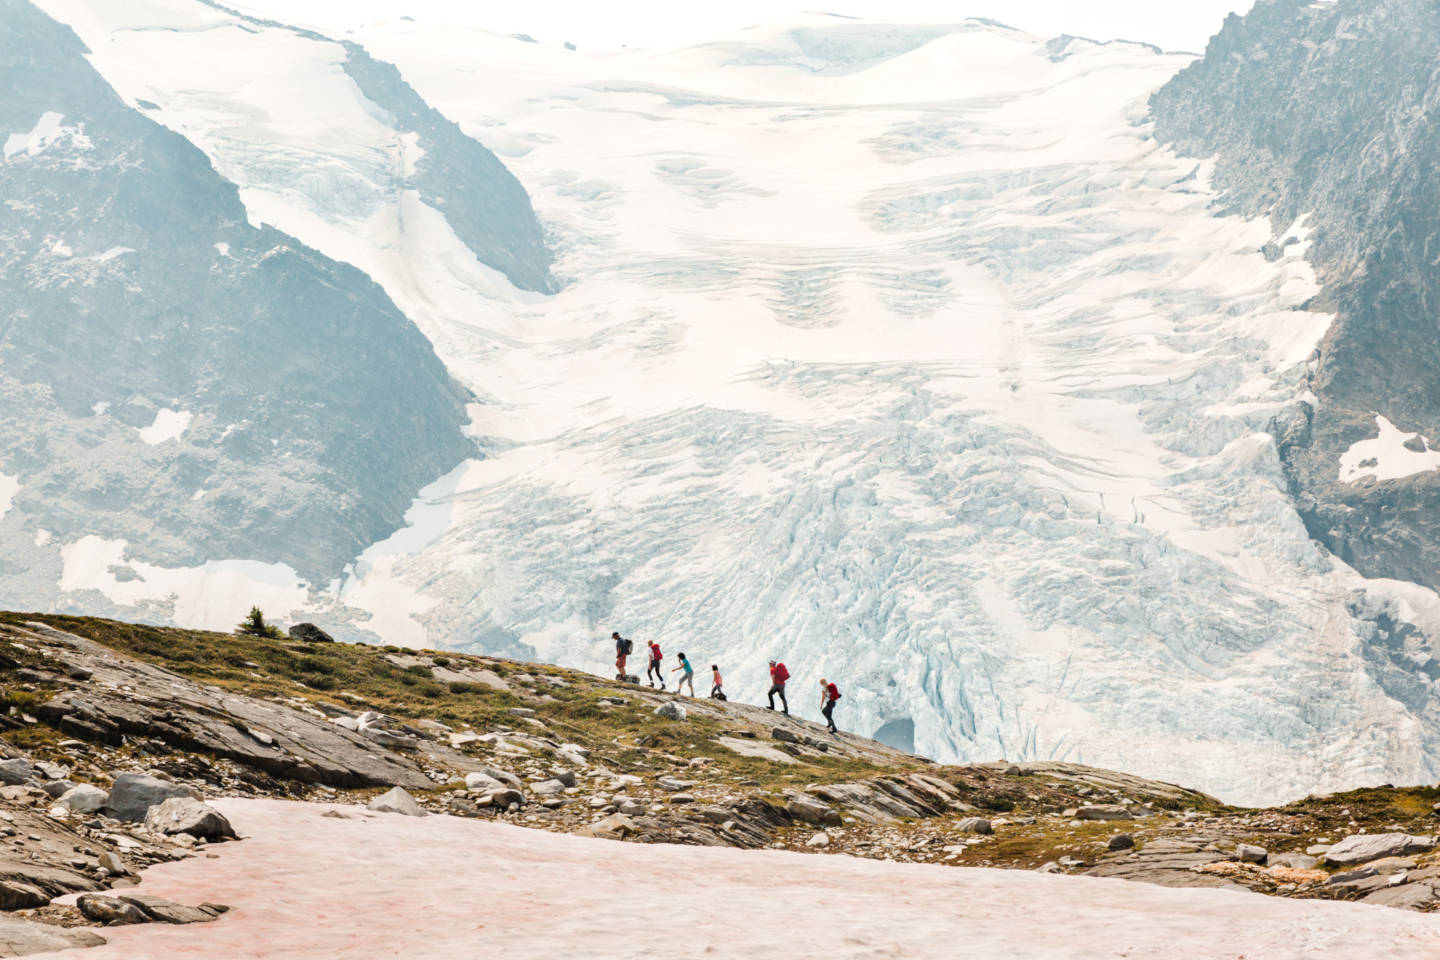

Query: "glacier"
left=26, top=5, right=1440, bottom=803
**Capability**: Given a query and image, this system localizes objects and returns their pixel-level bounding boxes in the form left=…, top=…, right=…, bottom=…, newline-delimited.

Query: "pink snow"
left=33, top=798, right=1440, bottom=959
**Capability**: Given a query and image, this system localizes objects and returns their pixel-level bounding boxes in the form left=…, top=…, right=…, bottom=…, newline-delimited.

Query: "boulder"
left=104, top=773, right=195, bottom=822
left=486, top=788, right=524, bottom=809
left=552, top=769, right=578, bottom=788
left=0, top=915, right=106, bottom=952
left=144, top=797, right=238, bottom=841
left=771, top=727, right=800, bottom=744
left=1323, top=833, right=1435, bottom=867
left=1362, top=883, right=1438, bottom=910
left=656, top=777, right=697, bottom=792
left=1075, top=805, right=1133, bottom=821
left=34, top=761, right=70, bottom=781
left=98, top=852, right=130, bottom=876
left=788, top=798, right=842, bottom=826
left=77, top=894, right=149, bottom=925
left=464, top=772, right=505, bottom=793
left=116, top=893, right=222, bottom=924
left=574, top=813, right=636, bottom=840
left=1268, top=852, right=1317, bottom=870
left=1237, top=844, right=1267, bottom=864
left=1107, top=834, right=1135, bottom=852
left=55, top=783, right=108, bottom=815
left=0, top=759, right=31, bottom=786
left=653, top=702, right=686, bottom=721
left=957, top=817, right=993, bottom=835
left=806, top=832, right=830, bottom=848
left=289, top=622, right=335, bottom=643
left=0, top=881, right=49, bottom=910
left=531, top=779, right=566, bottom=796
left=616, top=799, right=646, bottom=816
left=479, top=767, right=524, bottom=791
left=367, top=787, right=428, bottom=817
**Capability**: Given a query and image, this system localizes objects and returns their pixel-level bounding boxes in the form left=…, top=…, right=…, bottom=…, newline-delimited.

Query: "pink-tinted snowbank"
left=30, top=799, right=1440, bottom=959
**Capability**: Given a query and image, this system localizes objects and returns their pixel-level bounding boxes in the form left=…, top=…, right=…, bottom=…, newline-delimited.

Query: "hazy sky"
left=228, top=1, right=1252, bottom=53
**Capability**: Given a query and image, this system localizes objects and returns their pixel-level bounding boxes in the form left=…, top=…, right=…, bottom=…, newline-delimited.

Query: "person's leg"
left=767, top=684, right=777, bottom=709
left=823, top=701, right=836, bottom=731
left=778, top=686, right=788, bottom=714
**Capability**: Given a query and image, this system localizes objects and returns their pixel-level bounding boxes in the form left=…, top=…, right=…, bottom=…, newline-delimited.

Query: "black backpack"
left=623, top=638, right=634, bottom=655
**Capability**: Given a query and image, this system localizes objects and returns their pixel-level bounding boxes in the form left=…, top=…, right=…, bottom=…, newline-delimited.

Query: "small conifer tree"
left=237, top=605, right=283, bottom=638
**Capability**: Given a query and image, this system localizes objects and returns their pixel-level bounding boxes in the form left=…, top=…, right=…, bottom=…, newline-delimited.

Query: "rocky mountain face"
left=1152, top=0, right=1440, bottom=593
left=0, top=0, right=483, bottom=588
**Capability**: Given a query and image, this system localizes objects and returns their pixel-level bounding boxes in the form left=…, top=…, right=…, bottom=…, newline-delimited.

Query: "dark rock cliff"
left=1152, top=0, right=1440, bottom=593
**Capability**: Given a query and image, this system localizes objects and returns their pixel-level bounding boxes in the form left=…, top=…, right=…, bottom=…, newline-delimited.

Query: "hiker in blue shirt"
left=670, top=651, right=696, bottom=696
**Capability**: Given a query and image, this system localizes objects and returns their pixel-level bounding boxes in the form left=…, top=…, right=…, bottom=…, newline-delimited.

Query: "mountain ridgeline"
left=1152, top=0, right=1440, bottom=597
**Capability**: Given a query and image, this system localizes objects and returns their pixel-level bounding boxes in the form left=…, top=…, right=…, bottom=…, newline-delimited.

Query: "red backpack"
left=773, top=662, right=789, bottom=684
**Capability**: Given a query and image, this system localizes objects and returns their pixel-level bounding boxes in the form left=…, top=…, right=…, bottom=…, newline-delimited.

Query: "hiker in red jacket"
left=820, top=677, right=841, bottom=734
left=646, top=640, right=665, bottom=689
left=767, top=659, right=789, bottom=715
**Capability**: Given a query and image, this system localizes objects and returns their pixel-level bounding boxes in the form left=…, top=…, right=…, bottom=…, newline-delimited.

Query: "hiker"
left=646, top=639, right=665, bottom=689
left=820, top=677, right=841, bottom=733
left=767, top=659, right=789, bottom=714
left=671, top=651, right=696, bottom=696
left=710, top=664, right=727, bottom=700
left=613, top=631, right=633, bottom=680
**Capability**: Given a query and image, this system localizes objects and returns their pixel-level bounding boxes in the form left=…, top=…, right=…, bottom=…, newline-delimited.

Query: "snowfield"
left=31, top=3, right=1440, bottom=803
left=35, top=799, right=1440, bottom=960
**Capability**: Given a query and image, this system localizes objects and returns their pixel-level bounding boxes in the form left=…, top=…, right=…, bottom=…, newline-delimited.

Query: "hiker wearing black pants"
left=767, top=659, right=789, bottom=714
left=646, top=640, right=665, bottom=689
left=820, top=677, right=841, bottom=733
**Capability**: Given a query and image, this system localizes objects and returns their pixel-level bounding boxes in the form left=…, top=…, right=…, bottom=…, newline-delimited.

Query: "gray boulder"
left=531, top=779, right=566, bottom=796
left=479, top=767, right=523, bottom=791
left=367, top=786, right=427, bottom=817
left=1268, top=852, right=1317, bottom=870
left=788, top=798, right=842, bottom=826
left=144, top=797, right=238, bottom=841
left=0, top=759, right=32, bottom=786
left=41, top=779, right=76, bottom=799
left=1324, top=833, right=1435, bottom=867
left=1075, top=805, right=1134, bottom=821
left=464, top=772, right=505, bottom=793
left=289, top=622, right=335, bottom=643
left=1237, top=843, right=1267, bottom=864
left=957, top=817, right=993, bottom=835
left=0, top=914, right=107, bottom=952
left=116, top=893, right=223, bottom=924
left=1107, top=833, right=1135, bottom=851
left=104, top=773, right=196, bottom=822
left=653, top=702, right=686, bottom=721
left=56, top=783, right=108, bottom=815
left=771, top=727, right=799, bottom=744
left=0, top=881, right=49, bottom=910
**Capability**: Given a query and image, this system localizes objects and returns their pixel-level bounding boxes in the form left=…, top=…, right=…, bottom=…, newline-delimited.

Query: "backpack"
left=829, top=683, right=841, bottom=701
left=650, top=644, right=662, bottom=660
left=623, top=638, right=634, bottom=655
left=773, top=662, right=789, bottom=684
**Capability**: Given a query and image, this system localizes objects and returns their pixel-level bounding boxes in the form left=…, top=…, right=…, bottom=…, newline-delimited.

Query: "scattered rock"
left=806, top=832, right=830, bottom=848
left=98, top=852, right=129, bottom=876
left=656, top=777, right=697, bottom=792
left=669, top=794, right=695, bottom=804
left=531, top=779, right=566, bottom=797
left=771, top=728, right=800, bottom=744
left=289, top=622, right=335, bottom=643
left=1107, top=834, right=1135, bottom=852
left=957, top=817, right=993, bottom=835
left=367, top=787, right=428, bottom=817
left=144, top=797, right=238, bottom=841
left=1268, top=853, right=1317, bottom=870
left=653, top=703, right=686, bottom=721
left=787, top=798, right=842, bottom=826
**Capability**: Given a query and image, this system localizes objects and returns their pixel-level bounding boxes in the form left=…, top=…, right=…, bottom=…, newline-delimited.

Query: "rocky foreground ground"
left=0, top=613, right=1438, bottom=955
